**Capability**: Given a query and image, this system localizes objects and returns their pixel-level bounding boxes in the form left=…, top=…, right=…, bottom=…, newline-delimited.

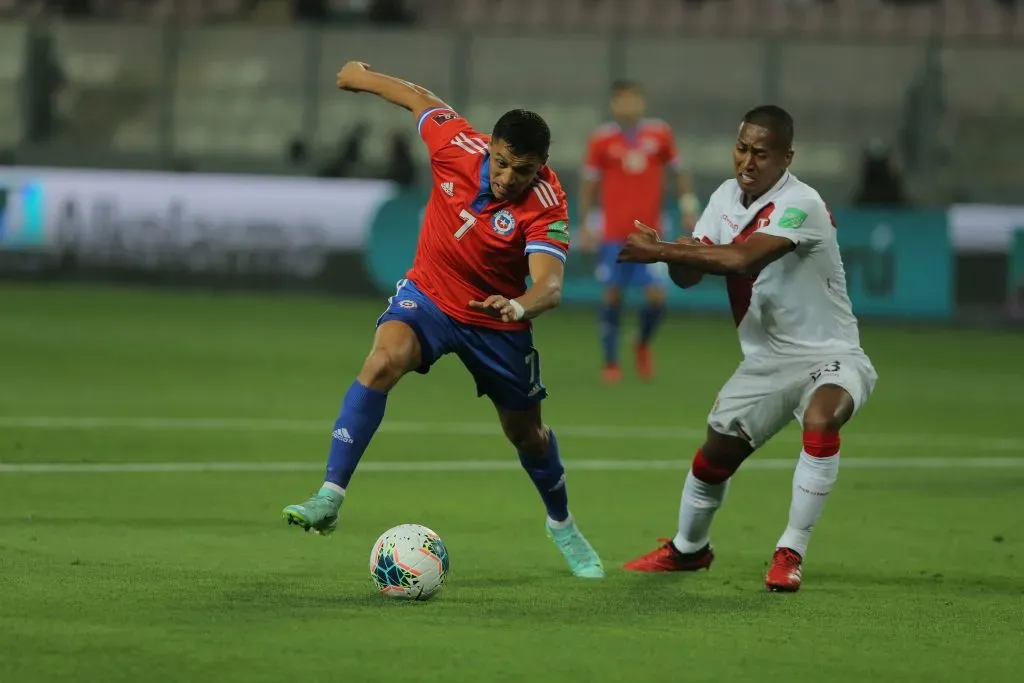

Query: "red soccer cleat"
left=635, top=343, right=654, bottom=382
left=765, top=547, right=803, bottom=592
left=622, top=539, right=714, bottom=572
left=602, top=364, right=622, bottom=384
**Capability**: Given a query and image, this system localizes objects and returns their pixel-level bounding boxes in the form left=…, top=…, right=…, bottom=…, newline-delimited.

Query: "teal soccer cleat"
left=546, top=518, right=605, bottom=579
left=282, top=488, right=343, bottom=536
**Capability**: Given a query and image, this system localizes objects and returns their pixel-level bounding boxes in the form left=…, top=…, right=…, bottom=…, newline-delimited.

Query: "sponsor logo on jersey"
left=491, top=209, right=516, bottom=236
left=546, top=220, right=570, bottom=244
left=441, top=181, right=454, bottom=197
left=777, top=207, right=808, bottom=229
left=432, top=110, right=458, bottom=126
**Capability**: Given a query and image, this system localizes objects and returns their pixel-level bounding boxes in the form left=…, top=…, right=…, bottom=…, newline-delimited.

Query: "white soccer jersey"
left=691, top=171, right=863, bottom=359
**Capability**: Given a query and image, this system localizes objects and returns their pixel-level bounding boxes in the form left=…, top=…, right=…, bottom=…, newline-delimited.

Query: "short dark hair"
left=492, top=109, right=550, bottom=160
left=611, top=79, right=641, bottom=95
left=742, top=105, right=794, bottom=151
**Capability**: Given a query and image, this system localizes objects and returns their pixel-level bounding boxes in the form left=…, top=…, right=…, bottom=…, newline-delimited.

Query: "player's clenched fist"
left=468, top=295, right=525, bottom=322
left=616, top=220, right=662, bottom=264
left=336, top=61, right=371, bottom=91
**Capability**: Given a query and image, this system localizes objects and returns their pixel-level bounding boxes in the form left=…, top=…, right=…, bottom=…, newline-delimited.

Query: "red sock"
left=802, top=431, right=840, bottom=457
left=691, top=448, right=737, bottom=484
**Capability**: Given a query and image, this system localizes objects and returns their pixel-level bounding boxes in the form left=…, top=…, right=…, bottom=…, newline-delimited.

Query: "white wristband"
left=508, top=298, right=526, bottom=321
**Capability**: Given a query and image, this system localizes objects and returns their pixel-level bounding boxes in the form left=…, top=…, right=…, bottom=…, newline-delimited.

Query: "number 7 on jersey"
left=454, top=209, right=477, bottom=240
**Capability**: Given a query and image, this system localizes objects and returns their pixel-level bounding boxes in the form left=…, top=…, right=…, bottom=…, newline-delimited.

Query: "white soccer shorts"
left=707, top=352, right=878, bottom=449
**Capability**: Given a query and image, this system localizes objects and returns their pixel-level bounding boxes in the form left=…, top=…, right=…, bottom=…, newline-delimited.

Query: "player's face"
left=733, top=122, right=793, bottom=198
left=610, top=89, right=645, bottom=123
left=488, top=139, right=545, bottom=202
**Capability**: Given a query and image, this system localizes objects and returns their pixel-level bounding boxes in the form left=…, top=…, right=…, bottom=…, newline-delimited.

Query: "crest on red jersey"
left=432, top=111, right=458, bottom=126
left=491, top=209, right=516, bottom=236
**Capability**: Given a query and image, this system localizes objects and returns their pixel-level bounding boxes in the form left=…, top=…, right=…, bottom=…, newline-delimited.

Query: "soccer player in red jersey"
left=282, top=61, right=604, bottom=579
left=577, top=80, right=701, bottom=383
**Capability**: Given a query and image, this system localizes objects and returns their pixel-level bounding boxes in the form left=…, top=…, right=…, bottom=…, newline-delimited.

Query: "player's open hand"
left=468, top=295, right=523, bottom=323
left=616, top=221, right=662, bottom=264
left=336, top=61, right=371, bottom=91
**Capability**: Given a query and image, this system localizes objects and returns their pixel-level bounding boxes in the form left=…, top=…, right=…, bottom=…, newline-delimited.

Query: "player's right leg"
left=283, top=279, right=453, bottom=535
left=595, top=242, right=626, bottom=383
left=622, top=427, right=751, bottom=572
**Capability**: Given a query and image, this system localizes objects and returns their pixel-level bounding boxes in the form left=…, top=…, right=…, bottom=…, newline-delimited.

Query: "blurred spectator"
left=383, top=130, right=416, bottom=187
left=292, top=0, right=327, bottom=21
left=853, top=139, right=908, bottom=207
left=20, top=27, right=65, bottom=144
left=317, top=122, right=368, bottom=178
left=287, top=137, right=309, bottom=170
left=47, top=0, right=94, bottom=16
left=368, top=0, right=414, bottom=24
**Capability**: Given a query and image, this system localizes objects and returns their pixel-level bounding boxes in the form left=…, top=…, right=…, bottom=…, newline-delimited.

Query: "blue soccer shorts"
left=375, top=279, right=546, bottom=411
left=595, top=241, right=669, bottom=289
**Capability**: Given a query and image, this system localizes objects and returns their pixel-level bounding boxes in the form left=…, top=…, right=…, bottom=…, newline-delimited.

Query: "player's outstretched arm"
left=617, top=221, right=794, bottom=276
left=467, top=253, right=564, bottom=323
left=335, top=61, right=447, bottom=118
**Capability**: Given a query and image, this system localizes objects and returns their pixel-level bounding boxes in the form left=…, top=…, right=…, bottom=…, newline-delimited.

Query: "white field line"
left=1, top=458, right=1023, bottom=475
left=0, top=416, right=1022, bottom=452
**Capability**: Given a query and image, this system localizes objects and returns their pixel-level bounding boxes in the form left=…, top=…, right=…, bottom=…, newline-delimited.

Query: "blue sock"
left=518, top=429, right=570, bottom=522
left=324, top=380, right=388, bottom=489
left=599, top=304, right=621, bottom=366
left=638, top=304, right=666, bottom=347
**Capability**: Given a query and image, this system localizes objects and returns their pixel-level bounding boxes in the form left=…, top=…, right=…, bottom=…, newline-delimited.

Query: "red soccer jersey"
left=405, top=106, right=571, bottom=331
left=583, top=119, right=681, bottom=242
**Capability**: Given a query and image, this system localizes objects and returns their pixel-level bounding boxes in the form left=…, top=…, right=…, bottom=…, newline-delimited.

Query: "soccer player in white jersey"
left=616, top=105, right=878, bottom=592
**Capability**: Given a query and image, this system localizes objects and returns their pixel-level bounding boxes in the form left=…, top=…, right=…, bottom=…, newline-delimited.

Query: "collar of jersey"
left=471, top=152, right=494, bottom=213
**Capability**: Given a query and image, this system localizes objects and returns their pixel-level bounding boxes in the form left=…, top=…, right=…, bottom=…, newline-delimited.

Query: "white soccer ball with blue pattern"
left=369, top=523, right=450, bottom=600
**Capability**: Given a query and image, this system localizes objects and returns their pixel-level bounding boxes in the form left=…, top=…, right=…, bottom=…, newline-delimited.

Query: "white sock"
left=776, top=451, right=840, bottom=557
left=320, top=481, right=346, bottom=499
left=547, top=513, right=573, bottom=530
left=673, top=470, right=728, bottom=553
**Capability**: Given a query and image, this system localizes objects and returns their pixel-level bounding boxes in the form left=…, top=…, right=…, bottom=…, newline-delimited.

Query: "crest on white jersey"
left=491, top=209, right=516, bottom=236
left=441, top=181, right=454, bottom=197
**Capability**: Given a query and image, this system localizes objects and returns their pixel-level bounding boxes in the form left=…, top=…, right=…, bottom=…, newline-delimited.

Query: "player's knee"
left=802, top=385, right=855, bottom=434
left=694, top=429, right=752, bottom=482
left=603, top=287, right=622, bottom=307
left=802, top=397, right=853, bottom=434
left=644, top=286, right=666, bottom=307
left=359, top=347, right=411, bottom=392
left=505, top=422, right=548, bottom=458
left=802, top=412, right=845, bottom=434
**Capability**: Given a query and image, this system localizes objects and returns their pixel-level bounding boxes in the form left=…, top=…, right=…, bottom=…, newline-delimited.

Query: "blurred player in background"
left=283, top=61, right=604, bottom=579
left=578, top=80, right=701, bottom=383
left=617, top=106, right=877, bottom=592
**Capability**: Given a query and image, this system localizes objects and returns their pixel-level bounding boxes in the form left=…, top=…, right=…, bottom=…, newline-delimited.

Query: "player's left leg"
left=635, top=272, right=668, bottom=382
left=458, top=326, right=604, bottom=578
left=767, top=355, right=878, bottom=592
left=596, top=241, right=627, bottom=383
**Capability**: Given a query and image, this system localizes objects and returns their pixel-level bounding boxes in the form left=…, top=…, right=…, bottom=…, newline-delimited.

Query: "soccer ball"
left=369, top=523, right=450, bottom=600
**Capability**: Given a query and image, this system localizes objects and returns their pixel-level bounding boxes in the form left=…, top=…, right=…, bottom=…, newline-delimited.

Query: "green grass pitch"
left=1, top=282, right=1022, bottom=683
